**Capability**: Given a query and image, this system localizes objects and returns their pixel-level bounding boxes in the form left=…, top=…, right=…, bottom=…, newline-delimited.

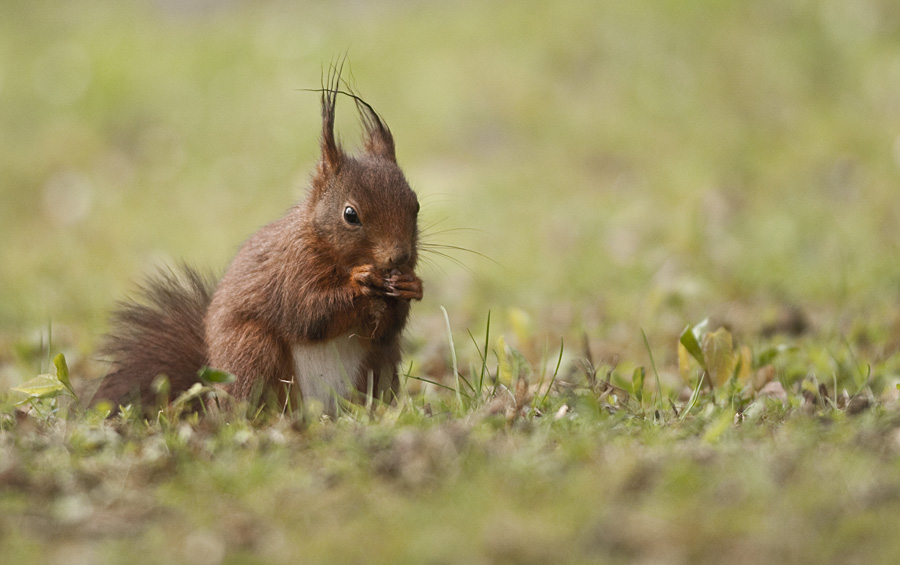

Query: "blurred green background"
left=2, top=0, right=900, bottom=380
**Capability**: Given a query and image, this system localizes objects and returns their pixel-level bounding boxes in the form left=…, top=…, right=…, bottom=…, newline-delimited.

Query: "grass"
left=3, top=0, right=900, bottom=562
left=5, top=354, right=900, bottom=563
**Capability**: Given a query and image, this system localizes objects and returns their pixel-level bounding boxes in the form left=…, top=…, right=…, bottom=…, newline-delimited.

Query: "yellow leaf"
left=53, top=353, right=77, bottom=397
left=496, top=335, right=513, bottom=386
left=507, top=307, right=532, bottom=345
left=11, top=374, right=68, bottom=399
left=701, top=328, right=735, bottom=388
left=678, top=342, right=692, bottom=383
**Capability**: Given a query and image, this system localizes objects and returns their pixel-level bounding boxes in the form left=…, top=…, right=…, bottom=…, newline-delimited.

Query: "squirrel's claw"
left=352, top=265, right=422, bottom=300
left=386, top=276, right=424, bottom=301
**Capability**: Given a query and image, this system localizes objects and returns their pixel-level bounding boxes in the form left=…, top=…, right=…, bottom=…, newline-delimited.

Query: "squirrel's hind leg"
left=208, top=322, right=292, bottom=407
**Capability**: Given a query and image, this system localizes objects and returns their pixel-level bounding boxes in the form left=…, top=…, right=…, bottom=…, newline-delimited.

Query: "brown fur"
left=94, top=267, right=214, bottom=410
left=93, top=67, right=422, bottom=414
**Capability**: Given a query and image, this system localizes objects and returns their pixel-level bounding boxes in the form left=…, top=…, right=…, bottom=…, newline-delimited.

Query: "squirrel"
left=92, top=66, right=423, bottom=415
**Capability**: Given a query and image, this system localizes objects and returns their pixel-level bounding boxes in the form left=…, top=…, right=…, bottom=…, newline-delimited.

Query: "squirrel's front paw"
left=350, top=264, right=391, bottom=296
left=386, top=271, right=424, bottom=301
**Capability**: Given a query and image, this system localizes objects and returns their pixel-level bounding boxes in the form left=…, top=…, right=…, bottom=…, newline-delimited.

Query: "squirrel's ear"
left=319, top=85, right=344, bottom=174
left=357, top=99, right=396, bottom=163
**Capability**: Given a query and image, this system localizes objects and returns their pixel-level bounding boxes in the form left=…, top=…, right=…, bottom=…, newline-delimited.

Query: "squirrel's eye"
left=343, top=205, right=361, bottom=226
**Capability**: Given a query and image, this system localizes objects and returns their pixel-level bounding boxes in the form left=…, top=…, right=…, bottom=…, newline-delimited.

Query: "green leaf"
left=12, top=374, right=69, bottom=399
left=691, top=318, right=709, bottom=341
left=679, top=373, right=705, bottom=420
left=701, top=327, right=736, bottom=388
left=197, top=366, right=236, bottom=384
left=680, top=319, right=708, bottom=369
left=678, top=342, right=692, bottom=382
left=509, top=347, right=532, bottom=381
left=53, top=353, right=78, bottom=398
left=172, top=382, right=207, bottom=408
left=632, top=366, right=646, bottom=403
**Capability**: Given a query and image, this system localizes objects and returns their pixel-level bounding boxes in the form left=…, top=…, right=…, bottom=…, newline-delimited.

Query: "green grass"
left=3, top=0, right=900, bottom=562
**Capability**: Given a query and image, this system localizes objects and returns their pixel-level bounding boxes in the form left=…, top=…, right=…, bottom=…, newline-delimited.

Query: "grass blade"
left=640, top=329, right=664, bottom=408
left=440, top=306, right=463, bottom=408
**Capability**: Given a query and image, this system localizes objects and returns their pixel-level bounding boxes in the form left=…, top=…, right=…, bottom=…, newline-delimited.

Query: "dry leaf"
left=758, top=381, right=788, bottom=404
left=735, top=345, right=753, bottom=384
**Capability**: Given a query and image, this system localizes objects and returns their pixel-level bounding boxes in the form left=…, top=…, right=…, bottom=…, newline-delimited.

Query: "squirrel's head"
left=306, top=73, right=419, bottom=275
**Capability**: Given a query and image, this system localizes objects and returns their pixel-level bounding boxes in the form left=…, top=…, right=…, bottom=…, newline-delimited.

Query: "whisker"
left=416, top=255, right=448, bottom=277
left=419, top=243, right=500, bottom=267
left=418, top=217, right=451, bottom=235
left=418, top=216, right=490, bottom=239
left=420, top=226, right=487, bottom=238
left=419, top=248, right=477, bottom=275
left=417, top=193, right=455, bottom=205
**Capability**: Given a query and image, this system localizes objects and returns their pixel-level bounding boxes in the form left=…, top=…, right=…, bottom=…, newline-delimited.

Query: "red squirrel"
left=93, top=67, right=423, bottom=414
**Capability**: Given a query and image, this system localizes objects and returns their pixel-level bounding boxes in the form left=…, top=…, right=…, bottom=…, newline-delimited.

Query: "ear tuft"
left=356, top=97, right=396, bottom=162
left=320, top=62, right=345, bottom=174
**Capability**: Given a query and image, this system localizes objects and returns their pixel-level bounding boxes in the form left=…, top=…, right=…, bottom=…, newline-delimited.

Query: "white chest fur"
left=291, top=332, right=368, bottom=409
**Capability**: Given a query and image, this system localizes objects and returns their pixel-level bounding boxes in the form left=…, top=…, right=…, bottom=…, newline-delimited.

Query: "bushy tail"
left=92, top=266, right=215, bottom=411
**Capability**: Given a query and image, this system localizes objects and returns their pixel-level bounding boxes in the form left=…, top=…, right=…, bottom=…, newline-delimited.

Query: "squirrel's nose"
left=385, top=248, right=411, bottom=270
